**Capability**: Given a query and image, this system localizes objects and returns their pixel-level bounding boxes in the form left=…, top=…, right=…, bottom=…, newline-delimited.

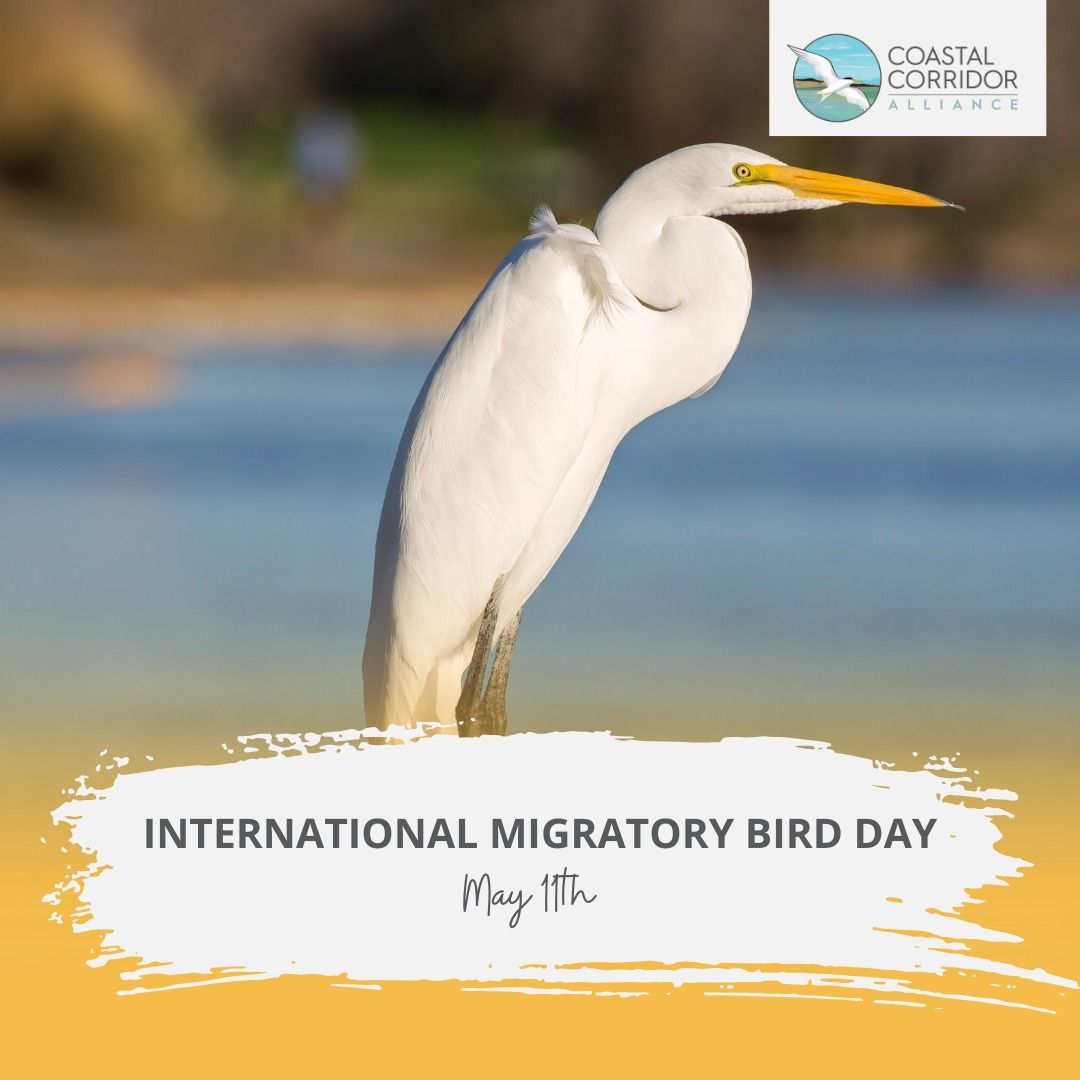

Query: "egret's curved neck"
left=595, top=168, right=745, bottom=311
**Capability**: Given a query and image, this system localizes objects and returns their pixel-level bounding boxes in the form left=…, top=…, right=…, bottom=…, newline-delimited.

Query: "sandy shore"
left=0, top=276, right=491, bottom=349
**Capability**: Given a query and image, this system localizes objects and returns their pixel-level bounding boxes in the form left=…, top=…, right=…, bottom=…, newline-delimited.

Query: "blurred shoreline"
left=0, top=275, right=491, bottom=348
left=1, top=271, right=1075, bottom=351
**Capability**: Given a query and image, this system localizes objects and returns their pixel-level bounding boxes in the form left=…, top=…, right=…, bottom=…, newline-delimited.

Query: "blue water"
left=2, top=286, right=1078, bottom=745
left=795, top=85, right=880, bottom=122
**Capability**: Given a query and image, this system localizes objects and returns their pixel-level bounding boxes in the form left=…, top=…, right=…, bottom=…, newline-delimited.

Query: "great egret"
left=789, top=44, right=872, bottom=113
left=363, top=143, right=954, bottom=735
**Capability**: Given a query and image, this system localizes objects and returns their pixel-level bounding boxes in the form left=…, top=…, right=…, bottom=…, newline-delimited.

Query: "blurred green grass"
left=227, top=102, right=594, bottom=249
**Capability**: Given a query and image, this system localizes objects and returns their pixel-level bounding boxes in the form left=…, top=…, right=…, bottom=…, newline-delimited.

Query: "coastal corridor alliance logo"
left=769, top=0, right=1045, bottom=137
left=789, top=35, right=881, bottom=122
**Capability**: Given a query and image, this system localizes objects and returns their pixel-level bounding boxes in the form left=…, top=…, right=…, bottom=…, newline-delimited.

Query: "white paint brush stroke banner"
left=49, top=733, right=1076, bottom=1009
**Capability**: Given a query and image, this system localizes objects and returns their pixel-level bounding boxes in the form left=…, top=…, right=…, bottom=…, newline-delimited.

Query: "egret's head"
left=610, top=144, right=959, bottom=219
left=709, top=144, right=959, bottom=215
left=594, top=144, right=960, bottom=307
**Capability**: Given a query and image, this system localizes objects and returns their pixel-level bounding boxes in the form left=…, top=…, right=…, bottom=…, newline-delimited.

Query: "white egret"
left=789, top=45, right=872, bottom=113
left=363, top=143, right=954, bottom=735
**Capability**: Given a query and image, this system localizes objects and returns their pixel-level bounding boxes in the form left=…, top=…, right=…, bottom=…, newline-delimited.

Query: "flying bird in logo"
left=788, top=44, right=871, bottom=113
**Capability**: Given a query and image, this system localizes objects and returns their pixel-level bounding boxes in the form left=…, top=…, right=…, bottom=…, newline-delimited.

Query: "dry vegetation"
left=0, top=0, right=1076, bottom=289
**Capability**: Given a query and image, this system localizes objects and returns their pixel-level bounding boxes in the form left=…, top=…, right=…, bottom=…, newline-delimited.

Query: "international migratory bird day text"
left=145, top=815, right=937, bottom=850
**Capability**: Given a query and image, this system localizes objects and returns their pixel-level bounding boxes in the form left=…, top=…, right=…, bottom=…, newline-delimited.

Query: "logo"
left=769, top=1, right=1045, bottom=137
left=789, top=34, right=881, bottom=122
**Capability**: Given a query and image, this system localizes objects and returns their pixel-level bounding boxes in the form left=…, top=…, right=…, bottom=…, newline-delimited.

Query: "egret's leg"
left=477, top=606, right=524, bottom=737
left=456, top=579, right=502, bottom=738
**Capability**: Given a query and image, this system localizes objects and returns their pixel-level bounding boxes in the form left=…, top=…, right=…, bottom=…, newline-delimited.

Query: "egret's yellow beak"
left=748, top=163, right=961, bottom=209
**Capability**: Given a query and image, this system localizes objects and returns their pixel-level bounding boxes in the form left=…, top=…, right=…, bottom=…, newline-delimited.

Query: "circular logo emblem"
left=789, top=34, right=881, bottom=122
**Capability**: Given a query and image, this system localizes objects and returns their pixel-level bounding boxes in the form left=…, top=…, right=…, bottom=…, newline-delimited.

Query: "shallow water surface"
left=2, top=285, right=1078, bottom=748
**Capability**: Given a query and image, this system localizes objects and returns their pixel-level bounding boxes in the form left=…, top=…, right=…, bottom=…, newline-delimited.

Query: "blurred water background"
left=1, top=0, right=1077, bottom=765
left=4, top=286, right=1078, bottom=763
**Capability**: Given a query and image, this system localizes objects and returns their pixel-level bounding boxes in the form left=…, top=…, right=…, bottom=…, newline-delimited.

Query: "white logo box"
left=770, top=0, right=1046, bottom=137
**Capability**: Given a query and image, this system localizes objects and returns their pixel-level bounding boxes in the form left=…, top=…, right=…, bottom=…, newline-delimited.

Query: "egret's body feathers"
left=363, top=143, right=951, bottom=731
left=364, top=213, right=640, bottom=729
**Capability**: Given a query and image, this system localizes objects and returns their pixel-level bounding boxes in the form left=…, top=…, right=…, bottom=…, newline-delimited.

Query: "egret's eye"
left=733, top=163, right=754, bottom=181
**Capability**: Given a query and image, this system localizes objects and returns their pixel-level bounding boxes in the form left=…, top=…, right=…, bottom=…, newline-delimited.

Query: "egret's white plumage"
left=363, top=143, right=951, bottom=732
left=788, top=44, right=871, bottom=113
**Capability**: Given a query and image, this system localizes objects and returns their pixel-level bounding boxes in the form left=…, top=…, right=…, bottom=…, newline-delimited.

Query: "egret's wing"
left=370, top=209, right=629, bottom=656
left=836, top=85, right=871, bottom=112
left=788, top=44, right=839, bottom=86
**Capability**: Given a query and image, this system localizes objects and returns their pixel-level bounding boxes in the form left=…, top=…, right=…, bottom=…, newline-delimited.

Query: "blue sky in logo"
left=793, top=33, right=880, bottom=86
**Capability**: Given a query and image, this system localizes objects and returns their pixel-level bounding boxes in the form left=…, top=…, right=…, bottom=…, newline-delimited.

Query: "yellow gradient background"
left=5, top=718, right=1077, bottom=1078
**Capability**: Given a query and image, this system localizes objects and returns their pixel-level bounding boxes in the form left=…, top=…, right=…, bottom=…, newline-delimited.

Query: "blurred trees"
left=0, top=1, right=223, bottom=220
left=0, top=0, right=1075, bottom=279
